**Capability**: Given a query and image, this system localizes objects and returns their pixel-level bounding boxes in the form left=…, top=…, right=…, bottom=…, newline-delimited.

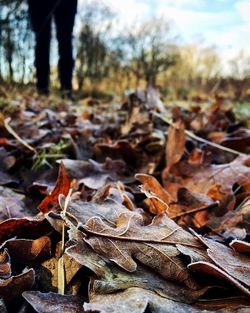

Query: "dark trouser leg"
left=34, top=25, right=51, bottom=93
left=28, top=0, right=53, bottom=93
left=54, top=0, right=78, bottom=92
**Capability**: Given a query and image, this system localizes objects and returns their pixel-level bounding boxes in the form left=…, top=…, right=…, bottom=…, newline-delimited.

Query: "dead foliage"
left=0, top=89, right=250, bottom=312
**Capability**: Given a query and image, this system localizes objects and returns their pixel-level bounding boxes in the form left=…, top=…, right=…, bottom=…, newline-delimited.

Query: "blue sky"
left=83, top=0, right=250, bottom=59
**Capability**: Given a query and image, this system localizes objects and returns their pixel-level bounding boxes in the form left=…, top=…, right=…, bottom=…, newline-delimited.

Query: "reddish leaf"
left=230, top=240, right=250, bottom=253
left=0, top=217, right=51, bottom=245
left=38, top=162, right=71, bottom=213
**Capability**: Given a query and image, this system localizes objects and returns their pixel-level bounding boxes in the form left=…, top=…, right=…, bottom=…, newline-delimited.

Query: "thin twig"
left=185, top=129, right=246, bottom=157
left=153, top=112, right=247, bottom=157
left=58, top=188, right=73, bottom=295
left=170, top=202, right=219, bottom=219
left=4, top=117, right=37, bottom=154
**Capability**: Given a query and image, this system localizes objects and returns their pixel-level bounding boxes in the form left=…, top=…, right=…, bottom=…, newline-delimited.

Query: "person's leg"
left=28, top=0, right=54, bottom=94
left=54, top=0, right=78, bottom=95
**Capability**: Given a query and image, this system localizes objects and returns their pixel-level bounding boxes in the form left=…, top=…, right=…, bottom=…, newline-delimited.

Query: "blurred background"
left=1, top=0, right=250, bottom=101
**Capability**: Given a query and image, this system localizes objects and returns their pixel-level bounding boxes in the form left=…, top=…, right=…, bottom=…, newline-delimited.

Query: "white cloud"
left=155, top=0, right=204, bottom=9
left=235, top=0, right=250, bottom=22
left=77, top=0, right=250, bottom=63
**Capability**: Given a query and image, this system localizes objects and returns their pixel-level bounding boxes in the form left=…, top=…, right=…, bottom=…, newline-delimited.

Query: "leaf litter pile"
left=0, top=90, right=250, bottom=312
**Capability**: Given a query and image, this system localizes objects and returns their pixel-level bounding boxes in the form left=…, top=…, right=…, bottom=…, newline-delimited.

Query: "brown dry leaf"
left=168, top=187, right=216, bottom=227
left=188, top=261, right=250, bottom=297
left=121, top=105, right=151, bottom=136
left=0, top=249, right=11, bottom=279
left=219, top=129, right=250, bottom=154
left=0, top=268, right=35, bottom=302
left=23, top=291, right=84, bottom=313
left=38, top=162, right=71, bottom=213
left=85, top=286, right=250, bottom=313
left=76, top=212, right=201, bottom=289
left=164, top=155, right=250, bottom=199
left=2, top=236, right=51, bottom=263
left=135, top=173, right=172, bottom=214
left=0, top=188, right=27, bottom=221
left=64, top=200, right=201, bottom=289
left=215, top=197, right=250, bottom=237
left=90, top=264, right=209, bottom=304
left=200, top=238, right=250, bottom=288
left=63, top=157, right=129, bottom=189
left=0, top=148, right=18, bottom=185
left=65, top=237, right=109, bottom=278
left=95, top=140, right=140, bottom=167
left=0, top=217, right=51, bottom=245
left=105, top=182, right=136, bottom=211
left=66, top=199, right=146, bottom=229
left=230, top=240, right=250, bottom=253
left=66, top=237, right=208, bottom=304
left=38, top=242, right=82, bottom=293
left=176, top=244, right=209, bottom=263
left=166, top=120, right=186, bottom=171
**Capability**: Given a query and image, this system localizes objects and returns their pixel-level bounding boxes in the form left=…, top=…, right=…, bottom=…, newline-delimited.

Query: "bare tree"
left=122, top=18, right=177, bottom=87
left=75, top=1, right=115, bottom=91
left=0, top=0, right=33, bottom=83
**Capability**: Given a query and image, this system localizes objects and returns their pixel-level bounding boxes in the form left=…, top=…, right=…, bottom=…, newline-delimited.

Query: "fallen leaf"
left=0, top=188, right=27, bottom=221
left=77, top=213, right=201, bottom=289
left=0, top=148, right=18, bottom=185
left=38, top=162, right=71, bottom=213
left=37, top=241, right=82, bottom=293
left=0, top=249, right=11, bottom=279
left=0, top=268, right=35, bottom=302
left=2, top=236, right=51, bottom=263
left=202, top=238, right=250, bottom=288
left=135, top=173, right=172, bottom=214
left=63, top=157, right=129, bottom=189
left=230, top=240, right=250, bottom=253
left=162, top=155, right=250, bottom=229
left=0, top=217, right=51, bottom=245
left=23, top=291, right=84, bottom=313
left=66, top=236, right=209, bottom=304
left=188, top=261, right=250, bottom=297
left=166, top=120, right=186, bottom=171
left=163, top=155, right=250, bottom=200
left=95, top=140, right=140, bottom=168
left=85, top=286, right=250, bottom=313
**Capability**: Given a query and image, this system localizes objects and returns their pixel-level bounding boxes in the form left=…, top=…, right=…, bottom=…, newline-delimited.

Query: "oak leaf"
left=68, top=206, right=202, bottom=289
left=66, top=237, right=209, bottom=303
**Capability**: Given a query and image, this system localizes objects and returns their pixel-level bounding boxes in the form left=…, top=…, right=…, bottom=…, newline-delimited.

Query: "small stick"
left=4, top=117, right=37, bottom=154
left=185, top=129, right=246, bottom=157
left=170, top=202, right=220, bottom=219
left=153, top=113, right=247, bottom=157
left=58, top=188, right=73, bottom=295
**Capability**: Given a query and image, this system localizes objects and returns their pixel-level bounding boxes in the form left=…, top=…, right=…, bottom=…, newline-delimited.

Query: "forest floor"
left=0, top=88, right=250, bottom=312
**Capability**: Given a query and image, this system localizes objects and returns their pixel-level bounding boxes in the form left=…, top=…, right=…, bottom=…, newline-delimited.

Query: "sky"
left=79, top=0, right=250, bottom=60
